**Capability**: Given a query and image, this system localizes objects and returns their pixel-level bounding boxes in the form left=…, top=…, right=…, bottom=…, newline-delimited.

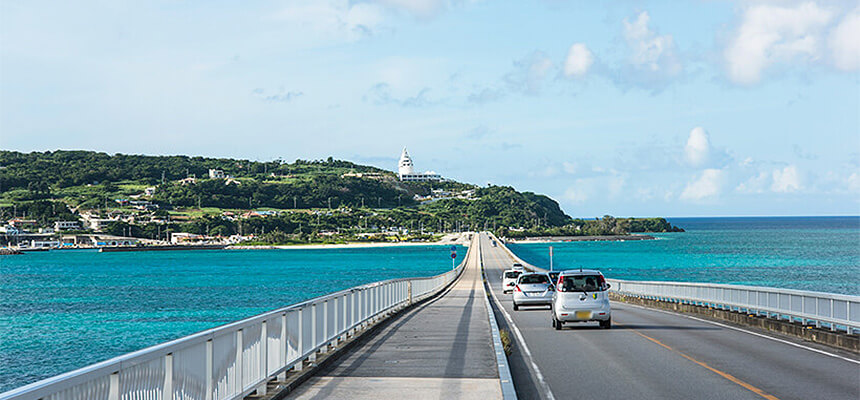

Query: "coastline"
left=506, top=234, right=655, bottom=244
left=226, top=232, right=471, bottom=250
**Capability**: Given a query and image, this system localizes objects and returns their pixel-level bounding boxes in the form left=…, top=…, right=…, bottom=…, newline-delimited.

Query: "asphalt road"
left=479, top=233, right=860, bottom=400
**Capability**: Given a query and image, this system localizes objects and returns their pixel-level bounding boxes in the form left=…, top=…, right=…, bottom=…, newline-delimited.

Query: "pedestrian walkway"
left=285, top=235, right=501, bottom=399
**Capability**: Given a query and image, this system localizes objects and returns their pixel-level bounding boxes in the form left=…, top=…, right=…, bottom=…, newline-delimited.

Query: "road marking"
left=620, top=302, right=860, bottom=365
left=484, top=250, right=556, bottom=400
left=618, top=321, right=780, bottom=400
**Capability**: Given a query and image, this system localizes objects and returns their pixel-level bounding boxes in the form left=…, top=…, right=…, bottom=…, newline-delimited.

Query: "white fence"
left=2, top=240, right=473, bottom=400
left=608, top=279, right=860, bottom=333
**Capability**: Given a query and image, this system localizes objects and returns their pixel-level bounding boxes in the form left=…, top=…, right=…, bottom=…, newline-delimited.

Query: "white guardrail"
left=489, top=233, right=859, bottom=333
left=2, top=239, right=473, bottom=400
left=607, top=279, right=860, bottom=333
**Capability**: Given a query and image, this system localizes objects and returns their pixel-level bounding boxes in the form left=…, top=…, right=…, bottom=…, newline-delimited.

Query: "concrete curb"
left=610, top=293, right=860, bottom=354
left=478, top=238, right=518, bottom=400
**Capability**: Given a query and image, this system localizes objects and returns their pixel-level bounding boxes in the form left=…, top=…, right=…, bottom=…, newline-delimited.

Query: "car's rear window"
left=560, top=275, right=605, bottom=292
left=519, top=274, right=549, bottom=284
left=505, top=271, right=522, bottom=279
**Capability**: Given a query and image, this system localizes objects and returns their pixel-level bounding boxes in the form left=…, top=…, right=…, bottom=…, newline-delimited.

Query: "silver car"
left=512, top=273, right=554, bottom=310
left=551, top=269, right=611, bottom=329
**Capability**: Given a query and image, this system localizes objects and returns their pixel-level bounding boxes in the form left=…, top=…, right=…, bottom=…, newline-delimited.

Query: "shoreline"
left=227, top=233, right=471, bottom=250
left=506, top=234, right=655, bottom=244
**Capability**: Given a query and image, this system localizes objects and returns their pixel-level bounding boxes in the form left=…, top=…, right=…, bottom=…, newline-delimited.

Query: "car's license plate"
left=575, top=310, right=591, bottom=319
left=527, top=291, right=541, bottom=295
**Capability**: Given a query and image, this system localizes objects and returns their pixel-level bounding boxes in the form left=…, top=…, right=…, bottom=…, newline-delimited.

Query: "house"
left=170, top=232, right=203, bottom=244
left=54, top=221, right=81, bottom=231
left=209, top=169, right=226, bottom=179
left=81, top=214, right=114, bottom=231
left=144, top=187, right=156, bottom=196
left=8, top=219, right=37, bottom=232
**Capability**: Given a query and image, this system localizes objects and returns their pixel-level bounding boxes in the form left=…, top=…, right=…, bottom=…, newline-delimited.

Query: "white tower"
left=398, top=147, right=414, bottom=178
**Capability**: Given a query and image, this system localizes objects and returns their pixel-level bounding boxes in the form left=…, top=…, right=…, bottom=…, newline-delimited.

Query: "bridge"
left=2, top=232, right=858, bottom=400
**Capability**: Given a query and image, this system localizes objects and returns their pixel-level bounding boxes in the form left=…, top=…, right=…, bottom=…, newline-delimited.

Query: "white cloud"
left=623, top=11, right=681, bottom=75
left=377, top=0, right=446, bottom=19
left=683, top=127, right=730, bottom=168
left=828, top=9, right=860, bottom=71
left=564, top=185, right=589, bottom=205
left=771, top=165, right=802, bottom=192
left=684, top=127, right=711, bottom=167
left=736, top=171, right=770, bottom=193
left=504, top=51, right=555, bottom=95
left=562, top=161, right=578, bottom=174
left=680, top=169, right=725, bottom=200
left=724, top=2, right=834, bottom=84
left=563, top=43, right=594, bottom=77
left=847, top=172, right=860, bottom=192
left=274, top=0, right=385, bottom=42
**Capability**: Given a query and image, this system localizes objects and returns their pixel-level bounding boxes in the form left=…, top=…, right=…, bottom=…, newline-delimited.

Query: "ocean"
left=508, top=216, right=859, bottom=296
left=0, top=245, right=465, bottom=392
left=2, top=216, right=858, bottom=392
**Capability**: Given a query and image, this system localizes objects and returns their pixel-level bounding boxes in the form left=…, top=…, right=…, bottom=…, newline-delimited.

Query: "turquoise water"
left=0, top=245, right=464, bottom=392
left=509, top=217, right=859, bottom=296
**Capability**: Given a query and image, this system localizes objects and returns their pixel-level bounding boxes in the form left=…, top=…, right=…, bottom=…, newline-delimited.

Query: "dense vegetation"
left=0, top=150, right=682, bottom=244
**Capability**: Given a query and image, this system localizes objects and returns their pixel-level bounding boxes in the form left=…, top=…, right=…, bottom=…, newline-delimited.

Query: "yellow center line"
left=617, top=321, right=780, bottom=400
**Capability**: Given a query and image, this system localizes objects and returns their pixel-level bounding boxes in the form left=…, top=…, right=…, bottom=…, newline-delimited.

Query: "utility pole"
left=293, top=196, right=297, bottom=209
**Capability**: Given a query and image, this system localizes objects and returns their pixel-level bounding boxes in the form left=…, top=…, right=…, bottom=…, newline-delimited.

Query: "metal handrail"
left=607, top=278, right=859, bottom=333
left=1, top=237, right=475, bottom=400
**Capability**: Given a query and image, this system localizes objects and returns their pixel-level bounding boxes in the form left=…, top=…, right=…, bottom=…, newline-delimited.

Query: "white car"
left=551, top=269, right=611, bottom=330
left=512, top=273, right=554, bottom=310
left=501, top=269, right=523, bottom=294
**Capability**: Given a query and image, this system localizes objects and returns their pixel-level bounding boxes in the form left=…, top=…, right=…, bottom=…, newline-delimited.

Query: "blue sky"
left=1, top=0, right=858, bottom=217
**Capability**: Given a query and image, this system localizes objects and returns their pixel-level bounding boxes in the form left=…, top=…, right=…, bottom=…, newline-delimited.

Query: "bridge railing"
left=607, top=279, right=859, bottom=333
left=2, top=238, right=473, bottom=400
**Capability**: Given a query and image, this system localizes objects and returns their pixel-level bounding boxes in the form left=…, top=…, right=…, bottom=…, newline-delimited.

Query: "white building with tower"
left=398, top=148, right=442, bottom=182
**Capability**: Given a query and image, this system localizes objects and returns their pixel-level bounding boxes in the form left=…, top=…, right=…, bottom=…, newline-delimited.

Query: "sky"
left=1, top=0, right=858, bottom=217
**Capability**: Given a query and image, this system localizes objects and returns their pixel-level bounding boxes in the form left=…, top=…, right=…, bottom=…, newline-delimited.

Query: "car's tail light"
left=515, top=285, right=521, bottom=292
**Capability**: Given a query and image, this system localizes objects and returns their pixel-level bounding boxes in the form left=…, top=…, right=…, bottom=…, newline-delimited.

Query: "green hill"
left=0, top=150, right=680, bottom=243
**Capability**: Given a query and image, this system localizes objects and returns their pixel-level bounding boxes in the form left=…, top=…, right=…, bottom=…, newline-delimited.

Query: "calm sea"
left=0, top=245, right=464, bottom=392
left=509, top=216, right=859, bottom=296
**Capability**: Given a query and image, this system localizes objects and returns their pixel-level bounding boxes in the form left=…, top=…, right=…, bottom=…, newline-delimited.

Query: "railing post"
left=163, top=353, right=173, bottom=399
left=830, top=299, right=836, bottom=331
left=205, top=339, right=214, bottom=400
left=236, top=329, right=244, bottom=393
left=279, top=314, right=287, bottom=380
left=408, top=281, right=413, bottom=306
left=310, top=304, right=317, bottom=362
left=257, top=321, right=267, bottom=395
left=108, top=372, right=119, bottom=400
left=295, top=309, right=304, bottom=372
left=322, top=300, right=329, bottom=351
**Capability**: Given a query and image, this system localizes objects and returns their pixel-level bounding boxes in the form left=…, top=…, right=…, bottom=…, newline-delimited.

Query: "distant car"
left=501, top=269, right=523, bottom=294
left=491, top=241, right=497, bottom=247
left=547, top=271, right=560, bottom=285
left=512, top=273, right=554, bottom=310
left=512, top=263, right=525, bottom=271
left=551, top=269, right=611, bottom=330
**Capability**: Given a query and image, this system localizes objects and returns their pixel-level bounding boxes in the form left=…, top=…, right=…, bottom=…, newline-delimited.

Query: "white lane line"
left=620, top=301, right=860, bottom=365
left=485, top=266, right=556, bottom=400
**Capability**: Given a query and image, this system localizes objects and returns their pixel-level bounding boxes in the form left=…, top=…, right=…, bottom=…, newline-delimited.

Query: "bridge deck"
left=284, top=236, right=501, bottom=399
